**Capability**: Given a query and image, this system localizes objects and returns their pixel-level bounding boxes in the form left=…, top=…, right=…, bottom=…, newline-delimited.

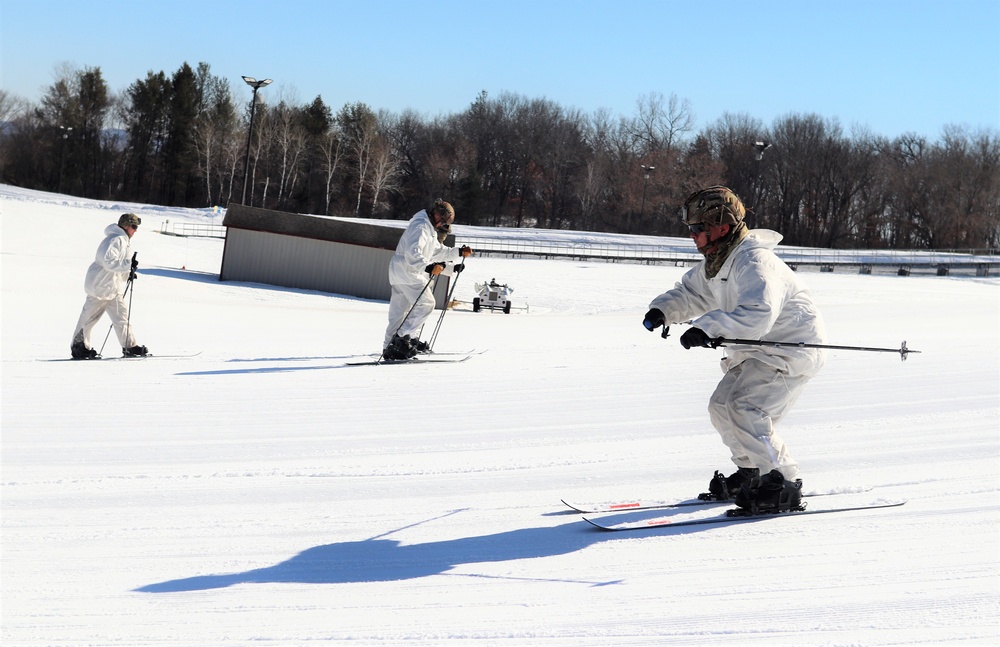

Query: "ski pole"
left=713, top=337, right=920, bottom=361
left=378, top=272, right=437, bottom=363
left=123, top=260, right=136, bottom=353
left=428, top=258, right=466, bottom=351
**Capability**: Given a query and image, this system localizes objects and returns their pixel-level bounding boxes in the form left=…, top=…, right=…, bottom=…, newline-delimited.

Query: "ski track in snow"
left=2, top=185, right=999, bottom=645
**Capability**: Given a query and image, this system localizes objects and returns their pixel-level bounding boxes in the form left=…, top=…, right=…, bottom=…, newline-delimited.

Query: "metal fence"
left=459, top=235, right=702, bottom=264
left=459, top=235, right=995, bottom=277
left=159, top=221, right=227, bottom=239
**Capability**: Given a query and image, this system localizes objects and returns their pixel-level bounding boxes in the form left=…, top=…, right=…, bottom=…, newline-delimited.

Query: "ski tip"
left=582, top=516, right=620, bottom=531
left=560, top=499, right=589, bottom=513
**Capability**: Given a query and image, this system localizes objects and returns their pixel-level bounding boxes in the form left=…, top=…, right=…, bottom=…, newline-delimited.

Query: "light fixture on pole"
left=240, top=76, right=272, bottom=205
left=58, top=125, right=73, bottom=194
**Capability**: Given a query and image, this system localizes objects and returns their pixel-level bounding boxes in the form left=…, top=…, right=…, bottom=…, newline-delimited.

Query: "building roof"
left=223, top=203, right=403, bottom=250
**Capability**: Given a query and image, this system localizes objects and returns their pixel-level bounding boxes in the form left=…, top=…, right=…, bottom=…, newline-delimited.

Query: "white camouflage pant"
left=72, top=295, right=137, bottom=350
left=707, top=358, right=812, bottom=480
left=383, top=279, right=435, bottom=349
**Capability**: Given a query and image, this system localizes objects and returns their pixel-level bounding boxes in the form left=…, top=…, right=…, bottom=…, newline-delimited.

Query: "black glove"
left=680, top=327, right=714, bottom=349
left=129, top=270, right=138, bottom=281
left=453, top=262, right=465, bottom=273
left=425, top=262, right=446, bottom=276
left=131, top=255, right=139, bottom=271
left=642, top=308, right=665, bottom=332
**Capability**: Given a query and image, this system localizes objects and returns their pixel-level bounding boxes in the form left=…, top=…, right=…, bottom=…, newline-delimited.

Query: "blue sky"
left=2, top=0, right=998, bottom=140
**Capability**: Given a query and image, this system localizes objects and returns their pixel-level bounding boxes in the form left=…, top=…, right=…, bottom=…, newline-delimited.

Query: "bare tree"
left=0, top=89, right=28, bottom=125
left=701, top=112, right=768, bottom=216
left=578, top=108, right=617, bottom=231
left=191, top=68, right=238, bottom=206
left=220, top=126, right=243, bottom=205
left=625, top=92, right=695, bottom=155
left=336, top=102, right=378, bottom=215
left=365, top=110, right=402, bottom=215
left=0, top=89, right=30, bottom=168
left=269, top=98, right=308, bottom=209
left=318, top=123, right=344, bottom=215
left=899, top=125, right=1000, bottom=249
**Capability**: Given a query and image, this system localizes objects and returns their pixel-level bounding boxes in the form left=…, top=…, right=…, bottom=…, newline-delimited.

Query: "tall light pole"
left=752, top=140, right=771, bottom=220
left=639, top=164, right=655, bottom=222
left=58, top=125, right=73, bottom=194
left=241, top=76, right=272, bottom=205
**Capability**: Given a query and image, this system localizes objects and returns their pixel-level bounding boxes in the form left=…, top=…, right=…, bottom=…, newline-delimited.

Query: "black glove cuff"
left=642, top=308, right=665, bottom=331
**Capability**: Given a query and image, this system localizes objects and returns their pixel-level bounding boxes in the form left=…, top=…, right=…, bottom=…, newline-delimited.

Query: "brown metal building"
left=219, top=204, right=451, bottom=307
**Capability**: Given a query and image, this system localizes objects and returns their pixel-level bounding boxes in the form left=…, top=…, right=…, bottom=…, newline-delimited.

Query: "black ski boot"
left=123, top=345, right=149, bottom=357
left=701, top=467, right=759, bottom=500
left=383, top=334, right=417, bottom=361
left=410, top=338, right=431, bottom=354
left=734, top=469, right=804, bottom=514
left=71, top=341, right=98, bottom=360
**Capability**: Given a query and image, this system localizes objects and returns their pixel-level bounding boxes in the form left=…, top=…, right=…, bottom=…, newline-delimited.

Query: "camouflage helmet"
left=682, top=186, right=745, bottom=227
left=430, top=199, right=455, bottom=225
left=118, top=213, right=141, bottom=228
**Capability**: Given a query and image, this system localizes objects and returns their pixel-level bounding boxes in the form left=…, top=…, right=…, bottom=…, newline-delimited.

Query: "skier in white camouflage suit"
left=70, top=213, right=148, bottom=359
left=382, top=199, right=472, bottom=360
left=642, top=186, right=827, bottom=512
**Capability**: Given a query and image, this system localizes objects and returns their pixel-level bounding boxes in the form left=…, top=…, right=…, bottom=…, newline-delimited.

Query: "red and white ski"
left=561, top=486, right=874, bottom=514
left=582, top=497, right=907, bottom=531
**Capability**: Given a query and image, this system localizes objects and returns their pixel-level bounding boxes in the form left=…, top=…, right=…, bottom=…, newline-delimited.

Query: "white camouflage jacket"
left=84, top=224, right=133, bottom=300
left=388, top=210, right=461, bottom=288
left=648, top=229, right=827, bottom=377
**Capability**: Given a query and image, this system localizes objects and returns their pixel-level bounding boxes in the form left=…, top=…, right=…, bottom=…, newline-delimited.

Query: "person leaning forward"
left=383, top=199, right=472, bottom=360
left=642, top=186, right=827, bottom=514
left=70, top=213, right=149, bottom=359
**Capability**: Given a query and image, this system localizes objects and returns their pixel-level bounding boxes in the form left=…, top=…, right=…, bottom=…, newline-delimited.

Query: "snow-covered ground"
left=2, top=185, right=998, bottom=646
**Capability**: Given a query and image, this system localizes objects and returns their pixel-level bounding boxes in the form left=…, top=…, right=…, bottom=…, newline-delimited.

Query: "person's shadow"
left=135, top=508, right=712, bottom=592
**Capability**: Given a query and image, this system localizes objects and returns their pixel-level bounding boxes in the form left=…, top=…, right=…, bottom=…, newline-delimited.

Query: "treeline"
left=1, top=61, right=998, bottom=249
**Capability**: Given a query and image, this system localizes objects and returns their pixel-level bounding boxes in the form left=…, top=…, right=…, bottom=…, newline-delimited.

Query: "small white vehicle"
left=473, top=278, right=513, bottom=314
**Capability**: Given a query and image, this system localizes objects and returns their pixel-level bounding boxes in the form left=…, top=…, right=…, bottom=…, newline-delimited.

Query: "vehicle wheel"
left=473, top=297, right=481, bottom=313
left=504, top=301, right=511, bottom=314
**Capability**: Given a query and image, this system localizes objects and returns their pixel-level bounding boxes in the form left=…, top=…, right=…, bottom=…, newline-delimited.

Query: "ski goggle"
left=688, top=223, right=710, bottom=235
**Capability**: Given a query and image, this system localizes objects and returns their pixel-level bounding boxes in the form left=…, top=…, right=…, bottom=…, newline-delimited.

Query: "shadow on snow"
left=175, top=356, right=367, bottom=376
left=135, top=510, right=734, bottom=593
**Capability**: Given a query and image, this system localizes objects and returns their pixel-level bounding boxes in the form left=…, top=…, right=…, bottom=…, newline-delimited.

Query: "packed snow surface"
left=2, top=185, right=998, bottom=645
